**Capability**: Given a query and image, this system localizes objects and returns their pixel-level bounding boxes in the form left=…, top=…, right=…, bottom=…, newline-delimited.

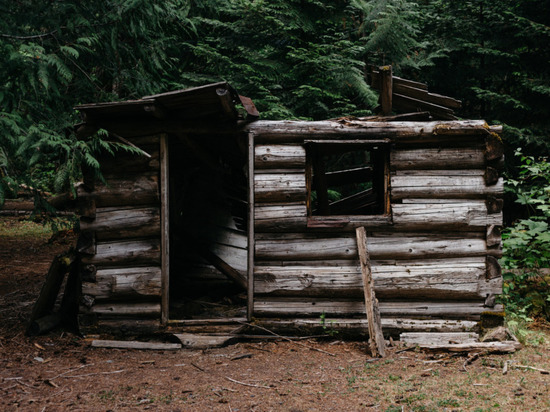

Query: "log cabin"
left=72, top=81, right=504, bottom=338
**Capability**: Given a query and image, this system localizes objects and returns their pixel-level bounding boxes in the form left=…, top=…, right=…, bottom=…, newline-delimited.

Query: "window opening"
left=307, top=143, right=388, bottom=216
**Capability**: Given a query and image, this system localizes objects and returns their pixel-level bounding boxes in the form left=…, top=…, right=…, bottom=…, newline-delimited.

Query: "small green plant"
left=319, top=312, right=338, bottom=336
left=501, top=149, right=550, bottom=322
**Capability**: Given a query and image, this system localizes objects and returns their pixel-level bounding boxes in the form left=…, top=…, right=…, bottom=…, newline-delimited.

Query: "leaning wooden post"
left=356, top=227, right=385, bottom=357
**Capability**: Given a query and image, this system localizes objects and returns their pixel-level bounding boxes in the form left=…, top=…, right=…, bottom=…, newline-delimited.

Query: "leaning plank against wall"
left=249, top=120, right=504, bottom=332
left=77, top=134, right=163, bottom=335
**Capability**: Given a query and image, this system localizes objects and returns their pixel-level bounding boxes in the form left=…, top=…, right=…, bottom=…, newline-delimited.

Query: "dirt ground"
left=1, top=216, right=550, bottom=412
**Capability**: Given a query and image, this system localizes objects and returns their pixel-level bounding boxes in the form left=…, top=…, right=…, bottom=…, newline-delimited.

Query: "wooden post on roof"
left=356, top=227, right=386, bottom=357
left=379, top=66, right=393, bottom=116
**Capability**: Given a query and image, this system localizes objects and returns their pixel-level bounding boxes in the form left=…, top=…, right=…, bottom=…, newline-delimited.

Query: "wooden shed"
left=73, top=82, right=505, bottom=338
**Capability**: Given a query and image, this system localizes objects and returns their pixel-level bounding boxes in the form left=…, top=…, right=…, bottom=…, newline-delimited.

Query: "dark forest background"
left=1, top=0, right=549, bottom=198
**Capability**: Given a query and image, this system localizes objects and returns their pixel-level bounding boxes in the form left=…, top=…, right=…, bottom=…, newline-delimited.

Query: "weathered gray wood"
left=160, top=133, right=169, bottom=325
left=254, top=173, right=306, bottom=202
left=486, top=225, right=502, bottom=247
left=419, top=341, right=521, bottom=353
left=249, top=120, right=492, bottom=144
left=80, top=207, right=160, bottom=240
left=77, top=174, right=159, bottom=207
left=78, top=317, right=161, bottom=335
left=91, top=339, right=181, bottom=350
left=391, top=175, right=504, bottom=199
left=392, top=83, right=462, bottom=109
left=258, top=318, right=478, bottom=335
left=393, top=93, right=457, bottom=120
left=81, top=302, right=161, bottom=316
left=82, top=267, right=162, bottom=300
left=392, top=203, right=502, bottom=230
left=254, top=258, right=502, bottom=299
left=391, top=148, right=485, bottom=170
left=81, top=239, right=161, bottom=267
left=253, top=298, right=503, bottom=318
left=255, top=234, right=489, bottom=261
left=255, top=145, right=306, bottom=169
left=400, top=332, right=479, bottom=345
left=356, top=227, right=385, bottom=357
left=198, top=248, right=247, bottom=289
left=174, top=333, right=236, bottom=349
left=248, top=132, right=255, bottom=320
left=486, top=256, right=502, bottom=280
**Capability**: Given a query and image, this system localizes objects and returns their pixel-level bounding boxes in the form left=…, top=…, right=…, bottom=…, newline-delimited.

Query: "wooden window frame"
left=305, top=140, right=391, bottom=228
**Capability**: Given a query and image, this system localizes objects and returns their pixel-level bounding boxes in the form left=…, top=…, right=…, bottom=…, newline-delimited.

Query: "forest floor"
left=1, top=216, right=550, bottom=412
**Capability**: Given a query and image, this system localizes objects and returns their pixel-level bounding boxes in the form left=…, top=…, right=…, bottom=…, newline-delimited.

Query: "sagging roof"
left=75, top=82, right=259, bottom=124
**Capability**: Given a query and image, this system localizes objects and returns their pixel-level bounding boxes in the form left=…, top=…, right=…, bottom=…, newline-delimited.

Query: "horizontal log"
left=419, top=341, right=521, bottom=353
left=254, top=257, right=502, bottom=299
left=255, top=145, right=306, bottom=169
left=255, top=204, right=392, bottom=232
left=82, top=267, right=162, bottom=300
left=77, top=174, right=159, bottom=207
left=80, top=207, right=160, bottom=240
left=249, top=120, right=492, bottom=144
left=254, top=173, right=306, bottom=202
left=392, top=203, right=502, bottom=230
left=391, top=175, right=504, bottom=199
left=99, top=146, right=160, bottom=175
left=391, top=148, right=485, bottom=170
left=80, top=302, right=161, bottom=317
left=78, top=317, right=161, bottom=335
left=253, top=298, right=503, bottom=319
left=255, top=233, right=489, bottom=261
left=257, top=318, right=479, bottom=336
left=400, top=332, right=479, bottom=345
left=81, top=239, right=161, bottom=267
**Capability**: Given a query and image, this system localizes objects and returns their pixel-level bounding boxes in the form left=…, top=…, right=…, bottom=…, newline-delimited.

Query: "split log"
left=485, top=133, right=504, bottom=161
left=81, top=239, right=161, bottom=267
left=255, top=145, right=306, bottom=169
left=391, top=175, right=504, bottom=199
left=77, top=174, right=159, bottom=208
left=356, top=227, right=385, bottom=357
left=392, top=202, right=502, bottom=230
left=254, top=257, right=502, bottom=299
left=80, top=302, right=161, bottom=317
left=80, top=207, right=160, bottom=240
left=486, top=196, right=504, bottom=214
left=486, top=256, right=502, bottom=280
left=418, top=341, right=521, bottom=353
left=400, top=332, right=479, bottom=345
left=249, top=120, right=493, bottom=144
left=486, top=225, right=502, bottom=247
left=254, top=173, right=306, bottom=202
left=255, top=233, right=490, bottom=261
left=392, top=93, right=457, bottom=120
left=391, top=148, right=485, bottom=170
left=91, top=340, right=181, bottom=350
left=392, top=83, right=462, bottom=109
left=253, top=298, right=503, bottom=319
left=81, top=267, right=162, bottom=300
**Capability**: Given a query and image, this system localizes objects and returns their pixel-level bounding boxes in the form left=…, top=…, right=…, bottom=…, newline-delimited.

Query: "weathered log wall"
left=248, top=120, right=504, bottom=328
left=78, top=135, right=163, bottom=334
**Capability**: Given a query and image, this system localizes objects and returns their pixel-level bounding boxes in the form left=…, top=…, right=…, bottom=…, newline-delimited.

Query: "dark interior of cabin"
left=168, top=133, right=249, bottom=320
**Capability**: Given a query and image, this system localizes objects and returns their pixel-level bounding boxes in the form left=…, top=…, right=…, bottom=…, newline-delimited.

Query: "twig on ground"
left=190, top=362, right=205, bottom=372
left=462, top=350, right=489, bottom=371
left=237, top=321, right=335, bottom=356
left=225, top=376, right=272, bottom=389
left=512, top=364, right=550, bottom=374
left=62, top=369, right=125, bottom=378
